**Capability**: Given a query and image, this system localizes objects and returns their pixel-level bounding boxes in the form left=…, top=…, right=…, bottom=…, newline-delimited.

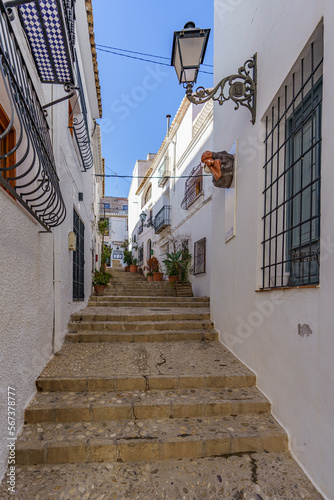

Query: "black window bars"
left=0, top=1, right=66, bottom=230
left=262, top=26, right=323, bottom=289
left=154, top=205, right=171, bottom=234
left=181, top=162, right=203, bottom=210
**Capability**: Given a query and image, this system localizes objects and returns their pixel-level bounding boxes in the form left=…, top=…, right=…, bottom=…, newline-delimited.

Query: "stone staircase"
left=1, top=269, right=323, bottom=498
left=15, top=269, right=288, bottom=465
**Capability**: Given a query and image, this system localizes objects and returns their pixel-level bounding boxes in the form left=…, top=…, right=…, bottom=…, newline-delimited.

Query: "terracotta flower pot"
left=130, top=265, right=138, bottom=273
left=168, top=275, right=179, bottom=284
left=147, top=274, right=154, bottom=282
left=94, top=284, right=106, bottom=296
left=125, top=266, right=130, bottom=272
left=153, top=272, right=163, bottom=281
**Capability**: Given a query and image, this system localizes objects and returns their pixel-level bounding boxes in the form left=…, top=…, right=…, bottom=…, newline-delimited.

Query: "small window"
left=193, top=238, right=206, bottom=275
left=122, top=205, right=128, bottom=211
left=142, top=184, right=152, bottom=208
left=0, top=105, right=16, bottom=198
left=181, top=163, right=203, bottom=210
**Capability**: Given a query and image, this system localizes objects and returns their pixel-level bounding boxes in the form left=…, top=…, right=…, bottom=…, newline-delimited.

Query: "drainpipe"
left=53, top=229, right=61, bottom=353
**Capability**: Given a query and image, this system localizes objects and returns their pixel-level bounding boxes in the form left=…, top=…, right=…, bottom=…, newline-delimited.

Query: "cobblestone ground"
left=0, top=453, right=324, bottom=499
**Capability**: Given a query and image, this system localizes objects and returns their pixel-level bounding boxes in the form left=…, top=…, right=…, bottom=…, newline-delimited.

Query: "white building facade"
left=208, top=1, right=333, bottom=497
left=128, top=99, right=214, bottom=297
left=100, top=196, right=128, bottom=265
left=0, top=0, right=103, bottom=480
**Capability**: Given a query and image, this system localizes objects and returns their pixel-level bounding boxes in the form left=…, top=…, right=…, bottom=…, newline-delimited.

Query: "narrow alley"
left=0, top=268, right=323, bottom=499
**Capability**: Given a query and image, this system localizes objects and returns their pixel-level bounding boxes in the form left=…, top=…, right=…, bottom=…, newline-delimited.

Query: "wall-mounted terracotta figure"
left=201, top=150, right=234, bottom=188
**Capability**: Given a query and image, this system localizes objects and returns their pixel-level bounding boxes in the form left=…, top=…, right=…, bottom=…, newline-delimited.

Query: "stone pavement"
left=0, top=269, right=323, bottom=499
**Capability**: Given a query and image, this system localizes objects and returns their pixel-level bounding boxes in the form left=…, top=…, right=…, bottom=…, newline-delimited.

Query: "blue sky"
left=92, top=1, right=214, bottom=198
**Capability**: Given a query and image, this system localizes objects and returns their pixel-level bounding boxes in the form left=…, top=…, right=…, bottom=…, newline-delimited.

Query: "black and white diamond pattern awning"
left=18, top=0, right=74, bottom=84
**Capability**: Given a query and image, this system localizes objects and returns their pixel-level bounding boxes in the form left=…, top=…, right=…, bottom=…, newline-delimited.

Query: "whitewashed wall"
left=0, top=3, right=102, bottom=482
left=212, top=1, right=334, bottom=497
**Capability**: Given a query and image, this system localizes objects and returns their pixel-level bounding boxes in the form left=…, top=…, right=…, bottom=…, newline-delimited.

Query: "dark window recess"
left=262, top=31, right=323, bottom=289
left=181, top=163, right=203, bottom=210
left=138, top=245, right=144, bottom=266
left=193, top=238, right=206, bottom=275
left=73, top=209, right=85, bottom=300
left=138, top=223, right=144, bottom=234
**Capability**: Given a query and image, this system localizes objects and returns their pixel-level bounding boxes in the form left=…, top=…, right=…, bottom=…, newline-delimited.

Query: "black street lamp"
left=171, top=22, right=257, bottom=124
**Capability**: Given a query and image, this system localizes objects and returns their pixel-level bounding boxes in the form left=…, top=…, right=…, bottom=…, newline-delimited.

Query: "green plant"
left=101, top=245, right=112, bottom=266
left=163, top=250, right=182, bottom=277
left=132, top=258, right=138, bottom=266
left=97, top=219, right=109, bottom=236
left=92, top=270, right=111, bottom=286
left=145, top=256, right=160, bottom=273
left=123, top=250, right=133, bottom=266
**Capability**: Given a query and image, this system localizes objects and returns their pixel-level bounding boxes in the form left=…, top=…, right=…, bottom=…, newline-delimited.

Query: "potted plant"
left=123, top=250, right=133, bottom=272
left=92, top=270, right=111, bottom=295
left=130, top=257, right=138, bottom=273
left=163, top=250, right=182, bottom=284
left=145, top=256, right=162, bottom=281
left=173, top=248, right=193, bottom=296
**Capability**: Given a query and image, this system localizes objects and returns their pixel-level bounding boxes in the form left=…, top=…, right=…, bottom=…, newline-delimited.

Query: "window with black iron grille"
left=138, top=245, right=144, bottom=266
left=181, top=163, right=203, bottom=210
left=193, top=238, right=206, bottom=275
left=262, top=26, right=323, bottom=289
left=73, top=209, right=85, bottom=300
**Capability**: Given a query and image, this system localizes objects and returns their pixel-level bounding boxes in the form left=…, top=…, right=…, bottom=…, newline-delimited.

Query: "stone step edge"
left=64, top=330, right=218, bottom=343
left=67, top=318, right=214, bottom=332
left=89, top=296, right=209, bottom=301
left=15, top=431, right=288, bottom=465
left=36, top=374, right=256, bottom=393
left=87, top=302, right=207, bottom=310
left=69, top=313, right=211, bottom=323
left=25, top=398, right=271, bottom=424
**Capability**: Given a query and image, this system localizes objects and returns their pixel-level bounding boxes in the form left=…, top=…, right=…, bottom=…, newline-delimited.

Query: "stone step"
left=65, top=329, right=218, bottom=343
left=36, top=341, right=256, bottom=392
left=70, top=309, right=211, bottom=323
left=25, top=387, right=271, bottom=424
left=88, top=296, right=207, bottom=308
left=1, top=454, right=323, bottom=499
left=68, top=319, right=215, bottom=333
left=89, top=295, right=210, bottom=303
left=15, top=413, right=288, bottom=465
left=101, top=290, right=174, bottom=297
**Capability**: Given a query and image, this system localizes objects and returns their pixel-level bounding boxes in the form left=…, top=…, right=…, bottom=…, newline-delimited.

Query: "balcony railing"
left=158, top=156, right=171, bottom=187
left=154, top=205, right=171, bottom=234
left=71, top=57, right=94, bottom=171
left=138, top=223, right=144, bottom=234
left=181, top=163, right=203, bottom=210
left=0, top=2, right=66, bottom=230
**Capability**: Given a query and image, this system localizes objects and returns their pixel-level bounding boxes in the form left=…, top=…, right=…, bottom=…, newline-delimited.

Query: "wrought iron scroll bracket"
left=42, top=83, right=78, bottom=114
left=185, top=54, right=257, bottom=124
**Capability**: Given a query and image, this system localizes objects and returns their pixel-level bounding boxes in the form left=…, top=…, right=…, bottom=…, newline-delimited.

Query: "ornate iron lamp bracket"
left=186, top=54, right=257, bottom=124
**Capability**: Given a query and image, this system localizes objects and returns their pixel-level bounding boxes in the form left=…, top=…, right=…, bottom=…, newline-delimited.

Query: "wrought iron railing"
left=158, top=156, right=170, bottom=187
left=138, top=222, right=144, bottom=234
left=181, top=163, right=203, bottom=210
left=0, top=1, right=66, bottom=230
left=154, top=205, right=171, bottom=234
left=71, top=56, right=94, bottom=171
